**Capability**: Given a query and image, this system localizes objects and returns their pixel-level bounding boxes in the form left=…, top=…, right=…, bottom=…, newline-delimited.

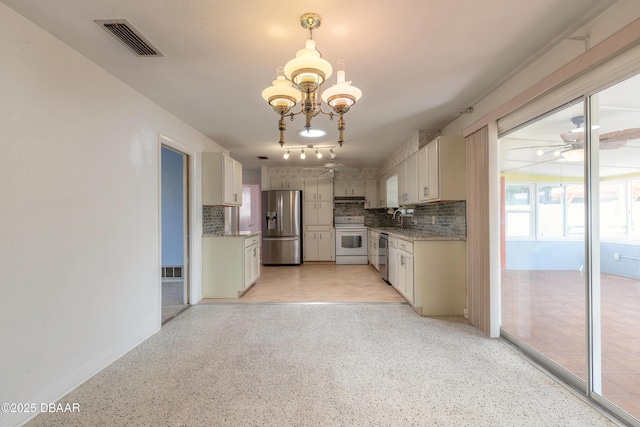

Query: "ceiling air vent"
left=95, top=20, right=163, bottom=57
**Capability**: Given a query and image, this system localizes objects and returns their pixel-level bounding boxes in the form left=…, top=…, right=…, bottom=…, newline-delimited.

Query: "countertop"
left=367, top=227, right=466, bottom=242
left=203, top=231, right=260, bottom=238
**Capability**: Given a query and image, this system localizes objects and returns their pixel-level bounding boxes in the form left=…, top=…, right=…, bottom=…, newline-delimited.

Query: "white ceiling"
left=2, top=0, right=614, bottom=172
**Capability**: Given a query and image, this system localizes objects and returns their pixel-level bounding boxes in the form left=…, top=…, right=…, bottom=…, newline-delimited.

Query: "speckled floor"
left=27, top=304, right=619, bottom=426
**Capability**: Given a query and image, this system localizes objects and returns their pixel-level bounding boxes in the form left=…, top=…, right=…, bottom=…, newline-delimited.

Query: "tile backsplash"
left=405, top=201, right=466, bottom=236
left=335, top=201, right=466, bottom=237
left=204, top=200, right=465, bottom=237
left=203, top=206, right=225, bottom=235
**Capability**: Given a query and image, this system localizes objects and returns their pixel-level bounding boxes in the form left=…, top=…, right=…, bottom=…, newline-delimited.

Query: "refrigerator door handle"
left=277, top=192, right=283, bottom=233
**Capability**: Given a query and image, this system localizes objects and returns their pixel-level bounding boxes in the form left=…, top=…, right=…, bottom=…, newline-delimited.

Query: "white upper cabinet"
left=304, top=201, right=333, bottom=225
left=304, top=178, right=333, bottom=201
left=334, top=180, right=365, bottom=197
left=202, top=152, right=242, bottom=206
left=378, top=176, right=387, bottom=208
left=386, top=170, right=399, bottom=208
left=418, top=135, right=466, bottom=203
left=270, top=177, right=303, bottom=190
left=404, top=152, right=418, bottom=205
left=364, top=180, right=378, bottom=209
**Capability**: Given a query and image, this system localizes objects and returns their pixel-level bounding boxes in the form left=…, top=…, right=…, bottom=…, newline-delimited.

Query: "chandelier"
left=261, top=13, right=362, bottom=147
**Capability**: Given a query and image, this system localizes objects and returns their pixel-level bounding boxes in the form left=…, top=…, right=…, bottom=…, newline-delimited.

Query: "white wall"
left=0, top=4, right=224, bottom=426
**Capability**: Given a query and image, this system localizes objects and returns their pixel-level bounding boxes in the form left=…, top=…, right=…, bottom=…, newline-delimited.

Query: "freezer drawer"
left=262, top=237, right=301, bottom=265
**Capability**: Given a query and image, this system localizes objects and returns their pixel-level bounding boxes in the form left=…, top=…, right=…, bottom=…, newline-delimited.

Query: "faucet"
left=392, top=209, right=404, bottom=228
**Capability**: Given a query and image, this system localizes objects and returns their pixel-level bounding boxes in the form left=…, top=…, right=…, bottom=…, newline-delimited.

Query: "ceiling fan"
left=305, top=158, right=359, bottom=177
left=511, top=116, right=640, bottom=161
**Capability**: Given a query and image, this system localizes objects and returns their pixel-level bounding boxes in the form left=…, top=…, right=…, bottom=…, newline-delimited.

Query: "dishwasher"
left=379, top=232, right=389, bottom=284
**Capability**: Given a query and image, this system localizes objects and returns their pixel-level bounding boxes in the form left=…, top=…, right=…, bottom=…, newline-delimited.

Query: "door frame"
left=158, top=134, right=197, bottom=325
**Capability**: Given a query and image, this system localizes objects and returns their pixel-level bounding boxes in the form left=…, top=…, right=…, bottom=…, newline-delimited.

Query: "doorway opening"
left=161, top=145, right=190, bottom=324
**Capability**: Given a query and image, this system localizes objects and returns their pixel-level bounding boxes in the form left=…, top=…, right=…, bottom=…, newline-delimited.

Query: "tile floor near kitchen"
left=202, top=263, right=405, bottom=303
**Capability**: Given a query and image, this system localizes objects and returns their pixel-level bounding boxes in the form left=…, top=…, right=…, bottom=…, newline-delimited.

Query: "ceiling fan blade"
left=599, top=128, right=640, bottom=148
left=560, top=132, right=583, bottom=143
left=510, top=144, right=567, bottom=151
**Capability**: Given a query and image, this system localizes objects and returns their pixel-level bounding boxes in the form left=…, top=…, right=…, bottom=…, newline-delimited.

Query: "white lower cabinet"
left=304, top=227, right=334, bottom=261
left=383, top=234, right=467, bottom=316
left=244, top=241, right=260, bottom=289
left=395, top=239, right=414, bottom=304
left=388, top=236, right=398, bottom=286
left=203, top=233, right=261, bottom=298
left=368, top=230, right=379, bottom=270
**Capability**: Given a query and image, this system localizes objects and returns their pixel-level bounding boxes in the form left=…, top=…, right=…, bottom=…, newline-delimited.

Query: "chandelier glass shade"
left=261, top=13, right=362, bottom=147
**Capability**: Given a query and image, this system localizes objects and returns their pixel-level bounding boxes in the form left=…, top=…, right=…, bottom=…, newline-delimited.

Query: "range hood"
left=334, top=197, right=365, bottom=204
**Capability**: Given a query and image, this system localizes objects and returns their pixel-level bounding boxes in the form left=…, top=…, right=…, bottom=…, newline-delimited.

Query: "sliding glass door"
left=499, top=72, right=640, bottom=424
left=500, top=100, right=588, bottom=386
left=591, top=74, right=640, bottom=420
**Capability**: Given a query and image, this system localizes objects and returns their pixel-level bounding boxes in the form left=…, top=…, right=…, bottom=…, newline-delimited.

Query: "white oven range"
left=334, top=216, right=368, bottom=265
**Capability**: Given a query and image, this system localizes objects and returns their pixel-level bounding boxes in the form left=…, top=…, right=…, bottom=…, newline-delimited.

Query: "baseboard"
left=2, top=326, right=160, bottom=427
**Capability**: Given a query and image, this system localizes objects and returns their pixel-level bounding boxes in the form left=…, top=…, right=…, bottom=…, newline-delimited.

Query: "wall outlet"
left=432, top=216, right=436, bottom=225
left=614, top=253, right=620, bottom=260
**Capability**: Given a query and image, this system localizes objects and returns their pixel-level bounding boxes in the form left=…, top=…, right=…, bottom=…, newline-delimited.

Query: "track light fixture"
left=261, top=13, right=362, bottom=148
left=281, top=144, right=335, bottom=161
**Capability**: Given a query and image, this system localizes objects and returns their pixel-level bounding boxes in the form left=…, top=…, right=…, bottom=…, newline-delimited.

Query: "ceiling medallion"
left=261, top=13, right=362, bottom=148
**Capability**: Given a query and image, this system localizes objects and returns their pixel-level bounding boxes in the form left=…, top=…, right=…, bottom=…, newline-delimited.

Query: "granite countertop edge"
left=202, top=231, right=261, bottom=238
left=367, top=227, right=466, bottom=241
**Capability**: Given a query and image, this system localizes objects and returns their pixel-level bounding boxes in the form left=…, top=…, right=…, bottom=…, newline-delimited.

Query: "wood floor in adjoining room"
left=501, top=270, right=640, bottom=420
left=202, top=263, right=405, bottom=303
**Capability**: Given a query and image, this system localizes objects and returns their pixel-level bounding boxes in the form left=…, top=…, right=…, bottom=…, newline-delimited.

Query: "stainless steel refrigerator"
left=262, top=190, right=302, bottom=265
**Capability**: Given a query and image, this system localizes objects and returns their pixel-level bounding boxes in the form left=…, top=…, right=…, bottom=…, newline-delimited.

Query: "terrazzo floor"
left=26, top=303, right=620, bottom=426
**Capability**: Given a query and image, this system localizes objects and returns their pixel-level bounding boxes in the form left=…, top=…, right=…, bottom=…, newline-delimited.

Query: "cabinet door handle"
left=401, top=255, right=405, bottom=266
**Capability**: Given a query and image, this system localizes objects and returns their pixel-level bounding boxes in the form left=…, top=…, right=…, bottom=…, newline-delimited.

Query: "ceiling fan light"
left=562, top=148, right=584, bottom=162
left=571, top=125, right=600, bottom=133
